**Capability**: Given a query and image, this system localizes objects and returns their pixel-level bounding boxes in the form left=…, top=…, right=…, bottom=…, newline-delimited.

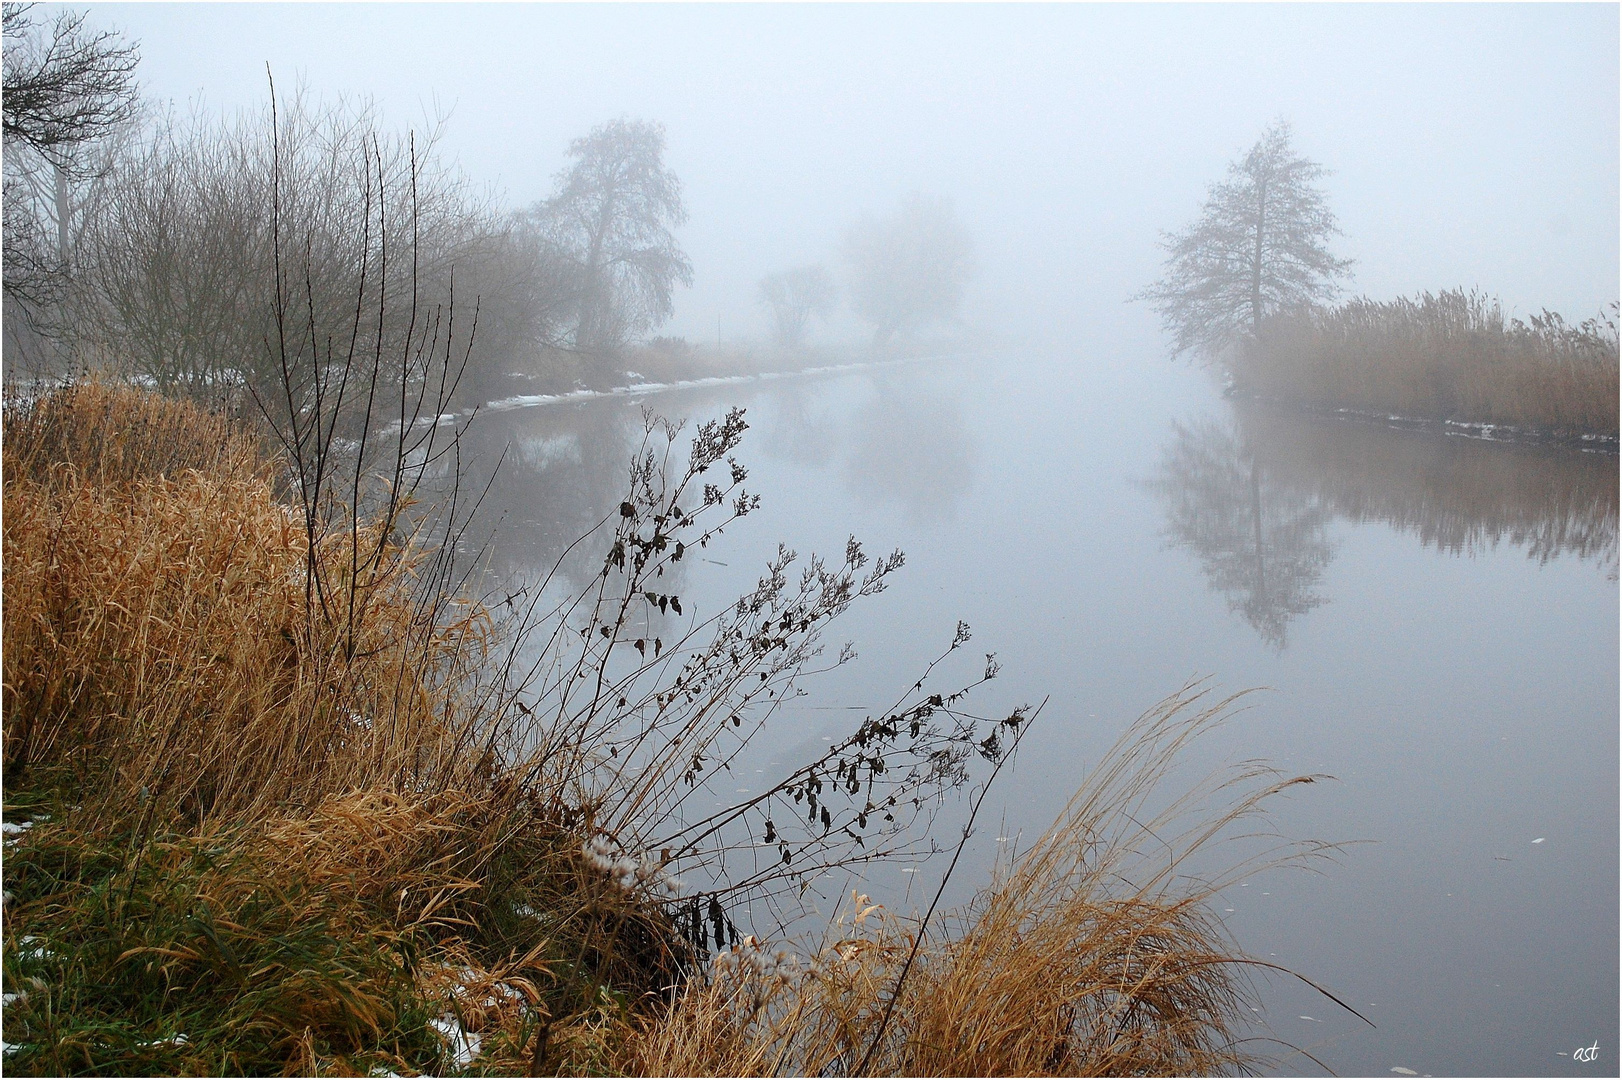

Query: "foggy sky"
left=81, top=2, right=1620, bottom=354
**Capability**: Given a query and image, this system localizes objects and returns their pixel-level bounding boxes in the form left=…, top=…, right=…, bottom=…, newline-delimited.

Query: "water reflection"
left=1149, top=417, right=1336, bottom=651
left=758, top=384, right=839, bottom=471
left=454, top=401, right=649, bottom=595
left=1238, top=403, right=1620, bottom=574
left=840, top=380, right=976, bottom=525
left=1151, top=401, right=1620, bottom=648
left=455, top=366, right=982, bottom=599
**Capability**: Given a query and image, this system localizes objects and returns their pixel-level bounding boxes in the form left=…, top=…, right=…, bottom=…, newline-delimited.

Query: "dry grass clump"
left=2, top=380, right=491, bottom=827
left=2, top=801, right=446, bottom=1076
left=2, top=379, right=259, bottom=491
left=2, top=780, right=686, bottom=1076
left=1234, top=290, right=1619, bottom=437
left=623, top=686, right=1338, bottom=1077
left=1, top=382, right=690, bottom=1074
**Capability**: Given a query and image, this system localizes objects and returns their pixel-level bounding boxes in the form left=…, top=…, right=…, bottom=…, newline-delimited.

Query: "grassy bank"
left=3, top=382, right=1333, bottom=1075
left=1232, top=290, right=1620, bottom=441
left=2, top=382, right=687, bottom=1075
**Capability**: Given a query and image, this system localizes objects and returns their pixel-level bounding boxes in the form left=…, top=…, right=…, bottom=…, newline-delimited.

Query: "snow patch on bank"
left=482, top=350, right=978, bottom=417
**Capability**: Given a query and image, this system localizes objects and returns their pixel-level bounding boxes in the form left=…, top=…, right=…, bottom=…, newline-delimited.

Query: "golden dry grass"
left=2, top=381, right=493, bottom=827
left=1, top=381, right=707, bottom=1074
left=623, top=686, right=1334, bottom=1077
left=1235, top=290, right=1619, bottom=437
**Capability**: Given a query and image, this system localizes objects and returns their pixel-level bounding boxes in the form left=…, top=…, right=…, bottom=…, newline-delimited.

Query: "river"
left=452, top=347, right=1617, bottom=1077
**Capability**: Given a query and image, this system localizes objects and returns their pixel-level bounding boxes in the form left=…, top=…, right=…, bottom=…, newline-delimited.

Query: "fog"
left=91, top=3, right=1618, bottom=353
left=10, top=5, right=1617, bottom=1076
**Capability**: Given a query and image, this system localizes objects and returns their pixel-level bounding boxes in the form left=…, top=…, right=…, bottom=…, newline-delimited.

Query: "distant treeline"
left=1233, top=290, right=1619, bottom=440
left=4, top=89, right=691, bottom=404
left=5, top=74, right=974, bottom=410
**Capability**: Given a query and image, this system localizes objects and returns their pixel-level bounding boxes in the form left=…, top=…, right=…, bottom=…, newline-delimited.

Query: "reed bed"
left=3, top=382, right=1337, bottom=1075
left=1234, top=290, right=1619, bottom=438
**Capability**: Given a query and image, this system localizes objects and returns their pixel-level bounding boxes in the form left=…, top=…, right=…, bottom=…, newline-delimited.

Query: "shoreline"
left=1224, top=388, right=1621, bottom=454
left=477, top=344, right=988, bottom=416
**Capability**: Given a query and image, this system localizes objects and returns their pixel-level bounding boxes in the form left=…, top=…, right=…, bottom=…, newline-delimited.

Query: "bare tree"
left=1, top=3, right=139, bottom=169
left=758, top=264, right=835, bottom=347
left=1138, top=119, right=1353, bottom=359
left=2, top=2, right=139, bottom=338
left=528, top=118, right=692, bottom=357
left=70, top=86, right=508, bottom=407
left=842, top=193, right=974, bottom=346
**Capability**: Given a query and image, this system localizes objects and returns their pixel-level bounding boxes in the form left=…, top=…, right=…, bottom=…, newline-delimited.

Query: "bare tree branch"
left=1137, top=119, right=1354, bottom=360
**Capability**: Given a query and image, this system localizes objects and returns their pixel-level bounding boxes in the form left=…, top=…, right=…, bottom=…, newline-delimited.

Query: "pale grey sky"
left=82, top=2, right=1621, bottom=351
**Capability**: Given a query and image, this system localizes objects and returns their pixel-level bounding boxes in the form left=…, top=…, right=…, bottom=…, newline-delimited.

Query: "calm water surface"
left=459, top=350, right=1618, bottom=1077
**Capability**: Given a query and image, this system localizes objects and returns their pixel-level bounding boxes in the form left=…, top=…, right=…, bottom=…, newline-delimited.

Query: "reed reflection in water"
left=1151, top=402, right=1619, bottom=648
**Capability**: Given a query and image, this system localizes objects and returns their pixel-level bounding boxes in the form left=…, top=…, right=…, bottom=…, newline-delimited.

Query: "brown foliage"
left=1235, top=290, right=1619, bottom=437
left=2, top=380, right=488, bottom=826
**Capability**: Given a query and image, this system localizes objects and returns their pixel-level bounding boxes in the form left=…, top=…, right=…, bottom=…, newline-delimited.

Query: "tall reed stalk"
left=623, top=684, right=1350, bottom=1077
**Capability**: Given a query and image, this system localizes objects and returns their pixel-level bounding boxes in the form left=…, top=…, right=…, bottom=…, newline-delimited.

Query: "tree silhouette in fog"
left=1150, top=417, right=1335, bottom=650
left=1139, top=119, right=1352, bottom=359
left=529, top=117, right=692, bottom=357
left=2, top=2, right=140, bottom=324
left=758, top=264, right=836, bottom=348
left=842, top=193, right=973, bottom=346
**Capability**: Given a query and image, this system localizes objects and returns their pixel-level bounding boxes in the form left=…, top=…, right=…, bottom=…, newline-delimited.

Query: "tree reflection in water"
left=450, top=401, right=666, bottom=597
left=1236, top=402, right=1619, bottom=576
left=1149, top=418, right=1335, bottom=651
left=1151, top=402, right=1619, bottom=649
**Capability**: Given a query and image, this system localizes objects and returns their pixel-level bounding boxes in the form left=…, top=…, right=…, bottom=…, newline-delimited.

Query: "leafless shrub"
left=621, top=684, right=1351, bottom=1077
left=63, top=81, right=541, bottom=413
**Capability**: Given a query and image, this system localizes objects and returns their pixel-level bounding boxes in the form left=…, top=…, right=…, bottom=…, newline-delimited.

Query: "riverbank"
left=1230, top=290, right=1619, bottom=443
left=484, top=334, right=994, bottom=406
left=2, top=381, right=1330, bottom=1076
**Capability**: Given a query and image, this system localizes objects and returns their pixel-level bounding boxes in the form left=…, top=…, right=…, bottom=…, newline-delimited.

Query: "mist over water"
left=21, top=3, right=1617, bottom=1074
left=457, top=349, right=1616, bottom=1077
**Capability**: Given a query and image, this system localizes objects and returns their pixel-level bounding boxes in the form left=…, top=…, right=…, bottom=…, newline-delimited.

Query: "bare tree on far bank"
left=526, top=118, right=692, bottom=363
left=1139, top=119, right=1352, bottom=360
left=842, top=192, right=974, bottom=347
left=758, top=264, right=835, bottom=348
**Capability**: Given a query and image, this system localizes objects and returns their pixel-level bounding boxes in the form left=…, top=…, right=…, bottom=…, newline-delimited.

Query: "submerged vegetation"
left=1233, top=289, right=1620, bottom=441
left=1, top=381, right=1342, bottom=1075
